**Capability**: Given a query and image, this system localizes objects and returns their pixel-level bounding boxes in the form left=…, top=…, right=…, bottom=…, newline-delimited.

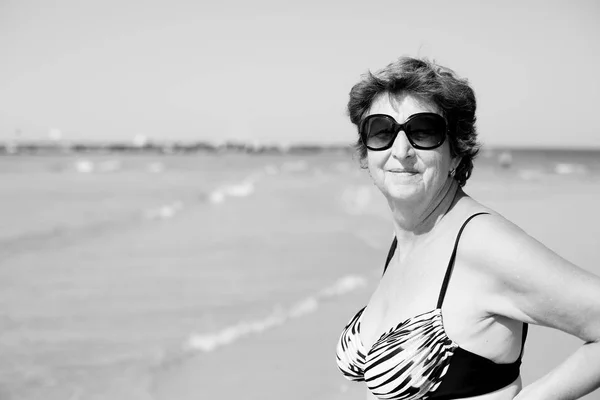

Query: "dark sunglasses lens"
left=405, top=115, right=446, bottom=149
left=363, top=117, right=397, bottom=149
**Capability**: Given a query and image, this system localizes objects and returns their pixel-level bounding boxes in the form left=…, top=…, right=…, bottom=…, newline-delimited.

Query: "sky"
left=1, top=0, right=599, bottom=148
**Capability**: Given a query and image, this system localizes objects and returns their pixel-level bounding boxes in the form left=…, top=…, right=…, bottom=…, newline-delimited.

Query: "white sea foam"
left=208, top=190, right=226, bottom=204
left=185, top=274, right=367, bottom=353
left=288, top=297, right=319, bottom=318
left=206, top=165, right=287, bottom=205
left=223, top=181, right=255, bottom=197
left=185, top=310, right=286, bottom=352
left=74, top=159, right=94, bottom=173
left=554, top=163, right=588, bottom=175
left=223, top=180, right=256, bottom=196
left=208, top=179, right=256, bottom=205
left=319, top=275, right=367, bottom=298
left=144, top=201, right=184, bottom=220
left=74, top=159, right=123, bottom=174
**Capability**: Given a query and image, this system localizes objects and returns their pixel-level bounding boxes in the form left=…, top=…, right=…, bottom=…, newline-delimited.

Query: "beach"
left=0, top=150, right=599, bottom=400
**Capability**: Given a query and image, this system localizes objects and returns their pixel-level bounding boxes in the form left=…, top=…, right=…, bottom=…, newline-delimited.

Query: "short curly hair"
left=348, top=56, right=480, bottom=187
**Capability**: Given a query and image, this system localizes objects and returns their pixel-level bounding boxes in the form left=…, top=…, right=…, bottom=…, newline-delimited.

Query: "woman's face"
left=365, top=92, right=457, bottom=205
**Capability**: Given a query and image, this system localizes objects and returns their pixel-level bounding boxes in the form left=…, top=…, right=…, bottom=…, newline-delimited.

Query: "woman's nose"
left=390, top=130, right=415, bottom=159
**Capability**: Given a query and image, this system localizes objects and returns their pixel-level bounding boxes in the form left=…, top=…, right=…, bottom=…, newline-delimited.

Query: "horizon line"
left=2, top=140, right=600, bottom=152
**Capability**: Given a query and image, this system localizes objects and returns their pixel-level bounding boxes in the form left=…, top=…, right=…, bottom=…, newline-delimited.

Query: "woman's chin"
left=383, top=185, right=423, bottom=202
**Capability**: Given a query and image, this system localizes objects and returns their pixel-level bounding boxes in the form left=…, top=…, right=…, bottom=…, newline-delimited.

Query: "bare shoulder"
left=455, top=209, right=600, bottom=342
left=458, top=209, right=531, bottom=261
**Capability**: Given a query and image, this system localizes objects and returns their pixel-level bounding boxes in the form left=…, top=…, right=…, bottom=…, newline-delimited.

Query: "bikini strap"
left=519, top=322, right=529, bottom=358
left=436, top=212, right=490, bottom=308
left=382, top=236, right=398, bottom=276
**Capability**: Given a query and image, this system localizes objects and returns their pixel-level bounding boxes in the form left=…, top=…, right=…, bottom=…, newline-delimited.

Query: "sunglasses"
left=359, top=112, right=447, bottom=151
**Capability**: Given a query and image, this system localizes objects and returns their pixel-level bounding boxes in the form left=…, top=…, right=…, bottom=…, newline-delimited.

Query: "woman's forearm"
left=518, top=340, right=600, bottom=400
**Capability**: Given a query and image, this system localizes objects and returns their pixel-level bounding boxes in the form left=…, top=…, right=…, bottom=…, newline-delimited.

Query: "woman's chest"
left=359, top=253, right=451, bottom=349
left=359, top=237, right=494, bottom=347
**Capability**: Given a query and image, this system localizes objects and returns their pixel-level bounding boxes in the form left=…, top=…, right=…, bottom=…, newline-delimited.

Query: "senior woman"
left=335, top=57, right=600, bottom=400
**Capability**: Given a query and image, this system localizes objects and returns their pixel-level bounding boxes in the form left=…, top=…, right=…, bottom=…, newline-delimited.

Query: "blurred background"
left=1, top=1, right=599, bottom=399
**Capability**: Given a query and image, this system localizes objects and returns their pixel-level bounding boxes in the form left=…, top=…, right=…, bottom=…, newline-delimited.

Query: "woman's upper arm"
left=462, top=214, right=600, bottom=343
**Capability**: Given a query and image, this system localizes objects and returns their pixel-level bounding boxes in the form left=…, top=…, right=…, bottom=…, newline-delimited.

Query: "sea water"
left=0, top=149, right=599, bottom=399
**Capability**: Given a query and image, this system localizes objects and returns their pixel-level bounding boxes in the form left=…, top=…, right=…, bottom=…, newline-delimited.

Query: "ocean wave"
left=224, top=181, right=255, bottom=197
left=554, top=163, right=588, bottom=175
left=74, top=159, right=95, bottom=173
left=184, top=274, right=367, bottom=353
left=205, top=160, right=331, bottom=206
left=207, top=190, right=226, bottom=204
left=72, top=159, right=165, bottom=174
left=144, top=201, right=184, bottom=220
left=208, top=180, right=256, bottom=205
left=319, top=275, right=367, bottom=297
left=288, top=296, right=319, bottom=318
left=73, top=159, right=123, bottom=173
left=205, top=159, right=318, bottom=206
left=185, top=310, right=287, bottom=353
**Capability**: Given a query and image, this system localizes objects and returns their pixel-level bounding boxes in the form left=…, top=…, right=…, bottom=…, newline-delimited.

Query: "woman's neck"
left=389, top=179, right=461, bottom=245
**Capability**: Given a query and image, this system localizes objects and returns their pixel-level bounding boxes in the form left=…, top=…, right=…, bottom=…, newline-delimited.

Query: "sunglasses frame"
left=359, top=112, right=448, bottom=151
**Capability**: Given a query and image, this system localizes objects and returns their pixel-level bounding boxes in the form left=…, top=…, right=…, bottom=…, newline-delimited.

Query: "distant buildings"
left=0, top=140, right=354, bottom=155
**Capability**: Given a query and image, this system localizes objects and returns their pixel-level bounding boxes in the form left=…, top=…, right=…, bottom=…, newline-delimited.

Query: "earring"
left=448, top=168, right=456, bottom=178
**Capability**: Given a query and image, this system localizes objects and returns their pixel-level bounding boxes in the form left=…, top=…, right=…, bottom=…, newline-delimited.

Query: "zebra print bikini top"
left=336, top=213, right=528, bottom=400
